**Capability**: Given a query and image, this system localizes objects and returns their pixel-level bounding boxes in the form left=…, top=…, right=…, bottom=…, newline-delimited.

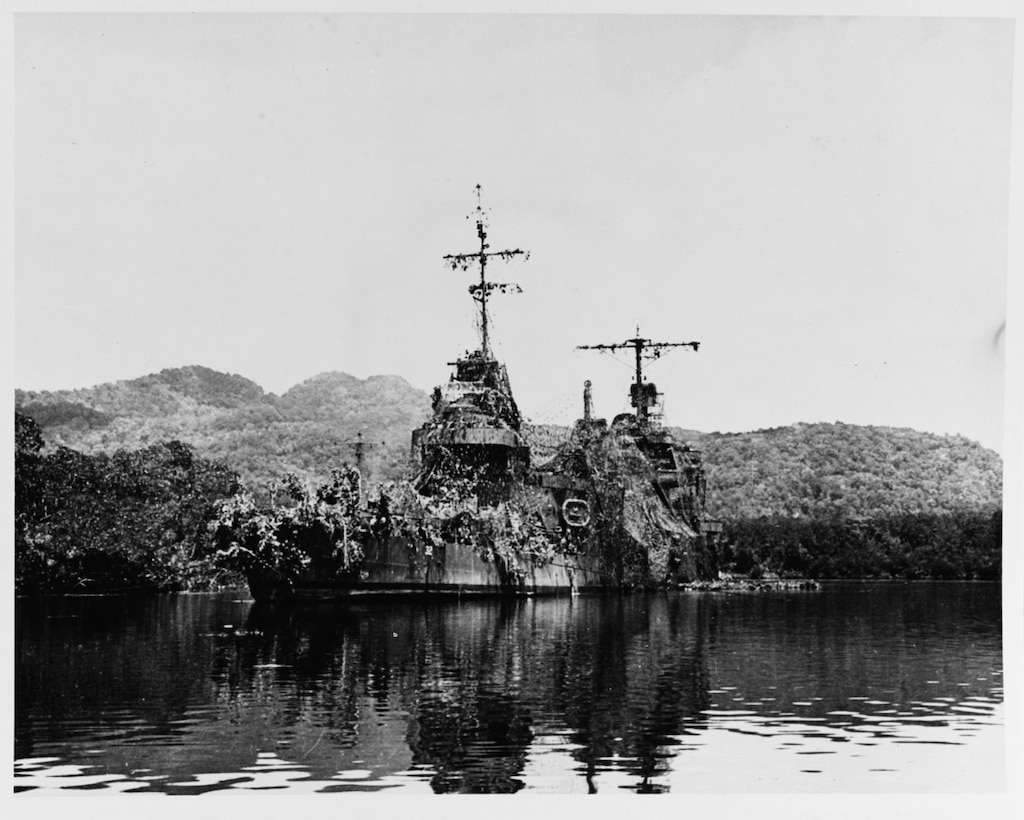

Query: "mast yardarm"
left=577, top=330, right=700, bottom=425
left=443, top=184, right=529, bottom=357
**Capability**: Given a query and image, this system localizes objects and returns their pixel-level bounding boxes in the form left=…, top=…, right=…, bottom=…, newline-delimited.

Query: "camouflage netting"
left=370, top=476, right=572, bottom=582
left=551, top=427, right=714, bottom=585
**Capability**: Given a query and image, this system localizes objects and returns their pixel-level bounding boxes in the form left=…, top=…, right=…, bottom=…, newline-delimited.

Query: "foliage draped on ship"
left=377, top=477, right=588, bottom=582
left=210, top=467, right=365, bottom=584
left=545, top=427, right=716, bottom=586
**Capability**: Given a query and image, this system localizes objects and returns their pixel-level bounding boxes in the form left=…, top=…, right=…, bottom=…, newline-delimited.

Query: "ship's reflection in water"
left=15, top=584, right=1004, bottom=793
left=235, top=594, right=712, bottom=793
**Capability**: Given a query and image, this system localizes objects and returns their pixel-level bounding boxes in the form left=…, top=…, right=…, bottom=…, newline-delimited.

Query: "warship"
left=239, top=190, right=723, bottom=601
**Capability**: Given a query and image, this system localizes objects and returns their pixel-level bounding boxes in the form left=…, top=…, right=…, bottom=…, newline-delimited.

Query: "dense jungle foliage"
left=15, top=413, right=241, bottom=594
left=15, top=366, right=1003, bottom=589
left=719, top=510, right=1001, bottom=580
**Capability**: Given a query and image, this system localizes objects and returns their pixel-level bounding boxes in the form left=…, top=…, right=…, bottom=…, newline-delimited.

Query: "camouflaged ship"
left=245, top=191, right=722, bottom=600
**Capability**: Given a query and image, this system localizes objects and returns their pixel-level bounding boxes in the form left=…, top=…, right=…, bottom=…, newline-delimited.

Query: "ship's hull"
left=246, top=532, right=611, bottom=601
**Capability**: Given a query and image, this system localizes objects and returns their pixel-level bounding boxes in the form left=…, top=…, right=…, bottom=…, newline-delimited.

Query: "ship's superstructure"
left=411, top=188, right=530, bottom=504
left=573, top=331, right=723, bottom=564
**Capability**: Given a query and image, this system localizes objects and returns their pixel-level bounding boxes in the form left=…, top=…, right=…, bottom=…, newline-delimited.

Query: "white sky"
left=10, top=10, right=1016, bottom=453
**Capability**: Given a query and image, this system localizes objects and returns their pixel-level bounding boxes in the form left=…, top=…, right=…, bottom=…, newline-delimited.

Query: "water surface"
left=15, top=582, right=1003, bottom=794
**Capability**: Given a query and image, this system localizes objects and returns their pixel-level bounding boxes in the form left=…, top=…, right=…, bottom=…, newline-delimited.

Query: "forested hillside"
left=17, top=366, right=432, bottom=492
left=691, top=423, right=1001, bottom=519
left=676, top=424, right=1001, bottom=580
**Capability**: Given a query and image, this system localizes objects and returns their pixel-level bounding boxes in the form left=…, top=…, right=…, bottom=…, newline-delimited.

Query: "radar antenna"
left=577, top=328, right=700, bottom=425
left=443, top=184, right=530, bottom=357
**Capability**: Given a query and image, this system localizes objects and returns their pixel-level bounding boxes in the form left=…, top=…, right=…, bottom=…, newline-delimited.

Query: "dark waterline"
left=15, top=582, right=1003, bottom=794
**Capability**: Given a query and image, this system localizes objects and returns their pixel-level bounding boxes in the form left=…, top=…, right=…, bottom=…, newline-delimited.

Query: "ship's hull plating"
left=247, top=533, right=610, bottom=601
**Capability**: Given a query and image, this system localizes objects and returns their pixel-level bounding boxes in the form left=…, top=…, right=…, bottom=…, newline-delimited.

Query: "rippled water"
left=15, top=582, right=1003, bottom=794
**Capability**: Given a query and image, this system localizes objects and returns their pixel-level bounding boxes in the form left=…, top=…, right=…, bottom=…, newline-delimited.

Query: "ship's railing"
left=701, top=518, right=724, bottom=535
left=440, top=380, right=486, bottom=401
left=674, top=448, right=704, bottom=463
left=446, top=427, right=522, bottom=447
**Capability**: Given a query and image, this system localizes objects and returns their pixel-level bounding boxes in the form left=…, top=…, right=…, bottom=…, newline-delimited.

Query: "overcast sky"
left=12, top=12, right=1015, bottom=453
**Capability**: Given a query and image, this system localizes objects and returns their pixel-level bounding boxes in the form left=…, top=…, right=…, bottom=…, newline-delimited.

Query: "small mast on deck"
left=443, top=184, right=529, bottom=358
left=577, top=329, right=700, bottom=426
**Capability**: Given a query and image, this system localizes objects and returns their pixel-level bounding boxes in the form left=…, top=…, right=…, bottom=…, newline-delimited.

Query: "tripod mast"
left=443, top=185, right=529, bottom=358
left=577, top=329, right=700, bottom=425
